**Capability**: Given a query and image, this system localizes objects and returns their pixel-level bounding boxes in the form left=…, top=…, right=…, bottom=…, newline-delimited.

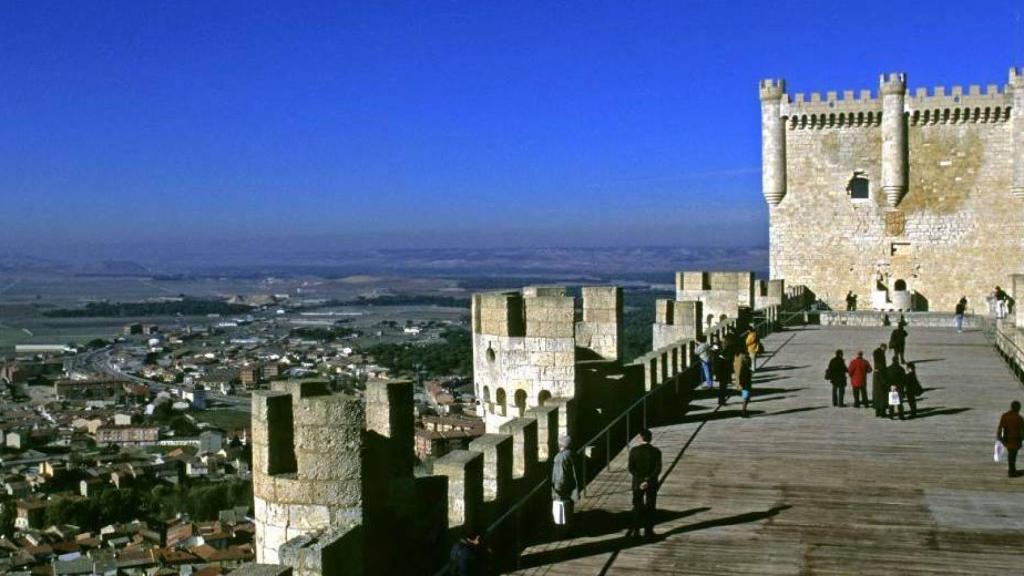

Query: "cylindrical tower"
left=880, top=72, right=907, bottom=208
left=1011, top=67, right=1024, bottom=199
left=759, top=78, right=787, bottom=207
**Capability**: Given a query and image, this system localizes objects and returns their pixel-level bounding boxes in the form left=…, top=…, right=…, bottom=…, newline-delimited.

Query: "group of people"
left=824, top=322, right=922, bottom=420
left=694, top=327, right=761, bottom=418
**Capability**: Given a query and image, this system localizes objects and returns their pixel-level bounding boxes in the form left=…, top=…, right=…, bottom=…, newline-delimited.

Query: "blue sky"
left=1, top=1, right=1021, bottom=254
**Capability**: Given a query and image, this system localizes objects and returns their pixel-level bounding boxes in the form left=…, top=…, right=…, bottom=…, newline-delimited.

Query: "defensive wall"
left=761, top=67, right=1024, bottom=313
left=241, top=272, right=813, bottom=576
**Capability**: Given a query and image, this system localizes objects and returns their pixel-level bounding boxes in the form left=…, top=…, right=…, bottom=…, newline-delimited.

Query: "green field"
left=195, top=409, right=252, bottom=431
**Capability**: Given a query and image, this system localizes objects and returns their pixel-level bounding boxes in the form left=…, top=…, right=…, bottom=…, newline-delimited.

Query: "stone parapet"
left=576, top=286, right=623, bottom=360
left=468, top=433, right=513, bottom=504
left=279, top=526, right=363, bottom=576
left=818, top=311, right=982, bottom=328
left=526, top=404, right=560, bottom=463
left=365, top=380, right=414, bottom=479
left=498, top=418, right=538, bottom=480
left=432, top=450, right=483, bottom=530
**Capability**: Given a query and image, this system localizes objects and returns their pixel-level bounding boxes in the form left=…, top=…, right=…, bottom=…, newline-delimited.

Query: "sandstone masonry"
left=761, top=68, right=1024, bottom=312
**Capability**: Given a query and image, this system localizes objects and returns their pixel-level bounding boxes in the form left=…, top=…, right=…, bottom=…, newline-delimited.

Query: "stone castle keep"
left=760, top=68, right=1024, bottom=312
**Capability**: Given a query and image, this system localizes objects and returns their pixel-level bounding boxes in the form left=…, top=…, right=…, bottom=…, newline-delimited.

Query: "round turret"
left=759, top=79, right=787, bottom=207
left=879, top=72, right=907, bottom=207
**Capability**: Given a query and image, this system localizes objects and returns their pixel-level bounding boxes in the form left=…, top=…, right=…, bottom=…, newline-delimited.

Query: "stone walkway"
left=511, top=325, right=1024, bottom=575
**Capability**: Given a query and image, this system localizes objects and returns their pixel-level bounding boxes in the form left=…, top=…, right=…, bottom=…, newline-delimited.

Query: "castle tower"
left=1011, top=66, right=1024, bottom=199
left=252, top=382, right=365, bottom=566
left=880, top=72, right=908, bottom=207
left=759, top=78, right=787, bottom=206
left=471, top=286, right=622, bottom=434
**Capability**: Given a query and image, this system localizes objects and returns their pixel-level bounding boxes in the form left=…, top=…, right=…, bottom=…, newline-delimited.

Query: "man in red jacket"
left=847, top=350, right=872, bottom=409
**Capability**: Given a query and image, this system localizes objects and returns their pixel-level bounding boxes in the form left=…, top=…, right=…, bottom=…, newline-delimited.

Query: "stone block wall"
left=472, top=285, right=621, bottom=433
left=253, top=380, right=415, bottom=574
left=763, top=68, right=1024, bottom=312
left=675, top=271, right=754, bottom=327
left=576, top=286, right=623, bottom=361
left=253, top=384, right=364, bottom=566
left=652, top=299, right=703, bottom=350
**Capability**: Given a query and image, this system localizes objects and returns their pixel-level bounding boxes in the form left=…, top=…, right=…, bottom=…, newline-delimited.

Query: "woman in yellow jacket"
left=744, top=329, right=761, bottom=371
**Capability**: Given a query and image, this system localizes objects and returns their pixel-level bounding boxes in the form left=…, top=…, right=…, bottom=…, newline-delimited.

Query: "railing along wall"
left=981, top=315, right=1024, bottom=385
left=433, top=298, right=811, bottom=575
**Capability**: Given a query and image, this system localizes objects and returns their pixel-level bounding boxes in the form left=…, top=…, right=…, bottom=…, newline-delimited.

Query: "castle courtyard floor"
left=511, top=325, right=1024, bottom=575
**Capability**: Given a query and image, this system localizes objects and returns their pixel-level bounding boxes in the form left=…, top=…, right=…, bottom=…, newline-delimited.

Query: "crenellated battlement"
left=252, top=380, right=415, bottom=573
left=781, top=68, right=1017, bottom=130
left=472, top=285, right=622, bottom=434
left=759, top=78, right=786, bottom=101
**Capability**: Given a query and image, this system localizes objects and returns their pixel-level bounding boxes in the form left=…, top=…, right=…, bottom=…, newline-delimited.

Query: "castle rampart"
left=762, top=67, right=1024, bottom=312
left=246, top=273, right=792, bottom=575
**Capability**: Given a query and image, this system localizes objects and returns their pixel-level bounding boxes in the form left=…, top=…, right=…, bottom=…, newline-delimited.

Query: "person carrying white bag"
left=551, top=434, right=580, bottom=537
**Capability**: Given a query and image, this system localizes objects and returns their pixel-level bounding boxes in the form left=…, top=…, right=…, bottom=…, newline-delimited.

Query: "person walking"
left=450, top=527, right=488, bottom=576
left=997, top=401, right=1024, bottom=477
left=694, top=336, right=714, bottom=390
left=872, top=344, right=888, bottom=418
left=745, top=329, right=761, bottom=372
left=887, top=355, right=906, bottom=420
left=825, top=349, right=848, bottom=407
left=903, top=362, right=922, bottom=419
left=628, top=428, right=662, bottom=539
left=734, top=349, right=753, bottom=417
left=551, top=435, right=579, bottom=536
left=954, top=297, right=967, bottom=333
left=889, top=322, right=908, bottom=364
left=847, top=350, right=872, bottom=408
left=716, top=331, right=735, bottom=406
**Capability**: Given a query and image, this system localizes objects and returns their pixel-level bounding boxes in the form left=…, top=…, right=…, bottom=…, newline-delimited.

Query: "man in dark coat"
left=903, top=362, right=922, bottom=418
left=889, top=324, right=908, bottom=364
left=872, top=344, right=888, bottom=418
left=628, top=428, right=662, bottom=539
left=716, top=332, right=735, bottom=406
left=825, top=349, right=848, bottom=407
left=997, top=401, right=1024, bottom=477
left=551, top=435, right=578, bottom=537
left=450, top=527, right=488, bottom=576
left=887, top=355, right=906, bottom=420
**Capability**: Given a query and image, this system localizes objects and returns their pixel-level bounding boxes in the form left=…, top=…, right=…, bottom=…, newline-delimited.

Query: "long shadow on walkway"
left=764, top=406, right=828, bottom=417
left=907, top=406, right=971, bottom=419
left=559, top=506, right=711, bottom=541
left=518, top=505, right=793, bottom=570
left=754, top=364, right=809, bottom=374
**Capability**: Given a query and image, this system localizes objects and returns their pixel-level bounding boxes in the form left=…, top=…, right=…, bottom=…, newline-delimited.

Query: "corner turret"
left=759, top=78, right=787, bottom=207
left=880, top=72, right=908, bottom=207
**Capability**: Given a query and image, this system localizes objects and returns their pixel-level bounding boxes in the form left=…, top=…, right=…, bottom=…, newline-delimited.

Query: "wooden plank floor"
left=511, top=325, right=1024, bottom=575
